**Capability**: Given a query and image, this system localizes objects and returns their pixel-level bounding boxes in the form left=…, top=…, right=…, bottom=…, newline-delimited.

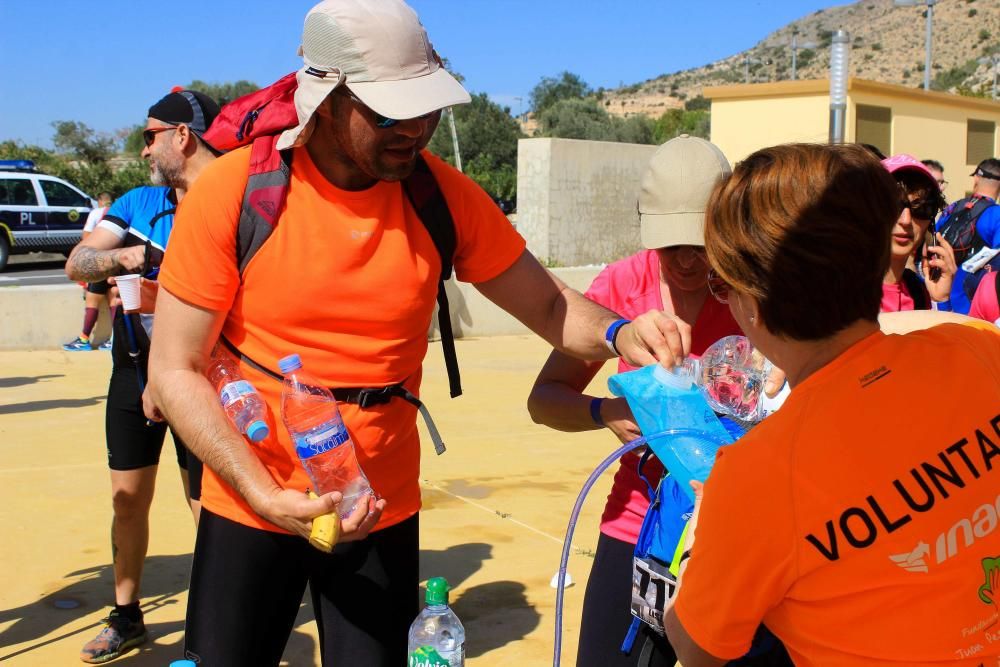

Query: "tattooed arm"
left=65, top=227, right=145, bottom=281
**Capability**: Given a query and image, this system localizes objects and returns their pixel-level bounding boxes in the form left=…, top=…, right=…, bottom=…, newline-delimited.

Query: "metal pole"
left=744, top=56, right=750, bottom=84
left=829, top=30, right=850, bottom=144
left=923, top=2, right=933, bottom=90
left=792, top=34, right=798, bottom=81
left=994, top=62, right=998, bottom=100
left=447, top=107, right=462, bottom=172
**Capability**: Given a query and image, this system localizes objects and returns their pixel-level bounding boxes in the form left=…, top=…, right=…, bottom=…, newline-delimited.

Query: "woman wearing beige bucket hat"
left=529, top=136, right=790, bottom=666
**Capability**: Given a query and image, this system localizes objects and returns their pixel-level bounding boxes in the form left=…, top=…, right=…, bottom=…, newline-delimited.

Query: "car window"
left=40, top=179, right=88, bottom=207
left=0, top=178, right=39, bottom=206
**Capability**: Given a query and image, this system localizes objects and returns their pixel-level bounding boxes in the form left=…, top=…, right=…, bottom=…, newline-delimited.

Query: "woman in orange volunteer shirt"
left=663, top=143, right=1000, bottom=666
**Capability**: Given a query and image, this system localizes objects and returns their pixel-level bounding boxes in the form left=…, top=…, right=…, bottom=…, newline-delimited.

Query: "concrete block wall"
left=0, top=285, right=112, bottom=350
left=516, top=138, right=657, bottom=267
left=1, top=267, right=603, bottom=350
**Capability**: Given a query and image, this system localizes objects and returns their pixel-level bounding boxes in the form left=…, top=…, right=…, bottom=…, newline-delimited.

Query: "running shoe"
left=79, top=608, right=147, bottom=663
left=62, top=337, right=93, bottom=352
left=98, top=339, right=113, bottom=351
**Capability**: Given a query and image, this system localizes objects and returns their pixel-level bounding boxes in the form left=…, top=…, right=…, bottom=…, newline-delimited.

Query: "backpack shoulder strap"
left=402, top=154, right=462, bottom=398
left=236, top=135, right=293, bottom=276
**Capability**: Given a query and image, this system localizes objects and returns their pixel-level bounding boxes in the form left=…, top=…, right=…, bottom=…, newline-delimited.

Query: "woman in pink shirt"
left=879, top=155, right=955, bottom=312
left=528, top=137, right=744, bottom=666
left=969, top=270, right=1000, bottom=324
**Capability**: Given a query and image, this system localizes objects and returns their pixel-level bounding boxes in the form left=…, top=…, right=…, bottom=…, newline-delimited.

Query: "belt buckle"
left=357, top=386, right=393, bottom=409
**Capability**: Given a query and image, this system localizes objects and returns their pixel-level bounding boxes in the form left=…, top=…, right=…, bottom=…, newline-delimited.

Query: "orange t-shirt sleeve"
left=158, top=148, right=250, bottom=311
left=423, top=152, right=526, bottom=284
left=674, top=440, right=798, bottom=659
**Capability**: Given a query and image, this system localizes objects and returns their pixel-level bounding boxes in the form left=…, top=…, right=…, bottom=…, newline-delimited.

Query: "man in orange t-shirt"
left=146, top=1, right=693, bottom=664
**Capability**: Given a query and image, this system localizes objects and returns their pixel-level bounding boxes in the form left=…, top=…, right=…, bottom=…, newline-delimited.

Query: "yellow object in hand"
left=307, top=490, right=341, bottom=552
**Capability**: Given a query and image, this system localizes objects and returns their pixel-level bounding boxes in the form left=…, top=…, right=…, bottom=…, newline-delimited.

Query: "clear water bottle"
left=278, top=353, right=373, bottom=518
left=206, top=348, right=270, bottom=443
left=692, top=335, right=774, bottom=422
left=407, top=577, right=465, bottom=667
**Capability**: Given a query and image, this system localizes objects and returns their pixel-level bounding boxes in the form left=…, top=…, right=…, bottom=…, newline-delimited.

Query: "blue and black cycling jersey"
left=97, top=185, right=177, bottom=277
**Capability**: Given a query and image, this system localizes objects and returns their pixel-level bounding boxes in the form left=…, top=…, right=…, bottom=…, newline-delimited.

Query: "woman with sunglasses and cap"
left=528, top=137, right=793, bottom=666
left=879, top=154, right=957, bottom=312
left=661, top=142, right=1000, bottom=666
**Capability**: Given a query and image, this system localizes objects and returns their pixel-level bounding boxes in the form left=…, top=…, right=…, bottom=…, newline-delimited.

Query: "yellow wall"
left=710, top=93, right=829, bottom=164
left=849, top=90, right=1000, bottom=201
left=707, top=79, right=1000, bottom=201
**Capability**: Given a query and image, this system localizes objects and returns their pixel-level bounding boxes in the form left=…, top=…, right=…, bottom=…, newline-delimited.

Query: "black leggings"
left=184, top=510, right=420, bottom=666
left=578, top=532, right=793, bottom=667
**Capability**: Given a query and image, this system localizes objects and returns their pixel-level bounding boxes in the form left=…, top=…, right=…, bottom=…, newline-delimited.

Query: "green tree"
left=122, top=125, right=146, bottom=156
left=185, top=79, right=260, bottom=106
left=427, top=93, right=523, bottom=199
left=652, top=109, right=711, bottom=143
left=538, top=98, right=618, bottom=141
left=529, top=71, right=592, bottom=114
left=51, top=120, right=116, bottom=162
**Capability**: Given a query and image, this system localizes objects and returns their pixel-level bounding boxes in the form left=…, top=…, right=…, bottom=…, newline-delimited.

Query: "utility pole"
left=790, top=33, right=818, bottom=81
left=893, top=0, right=937, bottom=91
left=743, top=55, right=766, bottom=84
left=447, top=107, right=462, bottom=172
left=979, top=55, right=1000, bottom=99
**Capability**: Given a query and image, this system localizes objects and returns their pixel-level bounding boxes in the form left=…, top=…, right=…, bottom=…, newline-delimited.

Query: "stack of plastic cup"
left=116, top=274, right=142, bottom=312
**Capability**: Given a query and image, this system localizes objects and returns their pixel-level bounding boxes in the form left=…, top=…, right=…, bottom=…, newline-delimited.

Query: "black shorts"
left=184, top=510, right=419, bottom=666
left=106, top=313, right=201, bottom=499
left=86, top=279, right=110, bottom=295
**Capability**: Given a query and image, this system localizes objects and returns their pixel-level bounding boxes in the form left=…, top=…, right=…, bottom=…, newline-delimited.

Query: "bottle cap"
left=425, top=577, right=450, bottom=605
left=246, top=420, right=270, bottom=442
left=278, top=353, right=302, bottom=374
left=652, top=363, right=693, bottom=389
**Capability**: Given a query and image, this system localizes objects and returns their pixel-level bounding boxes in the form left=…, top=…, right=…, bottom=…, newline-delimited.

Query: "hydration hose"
left=551, top=428, right=717, bottom=667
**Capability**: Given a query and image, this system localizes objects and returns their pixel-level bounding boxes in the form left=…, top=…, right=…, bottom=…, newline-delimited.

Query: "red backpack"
left=203, top=74, right=461, bottom=453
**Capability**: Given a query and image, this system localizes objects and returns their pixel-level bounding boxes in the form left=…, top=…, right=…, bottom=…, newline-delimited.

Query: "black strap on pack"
left=235, top=145, right=462, bottom=399
left=218, top=336, right=447, bottom=455
left=940, top=196, right=994, bottom=266
left=401, top=156, right=462, bottom=399
left=901, top=268, right=930, bottom=311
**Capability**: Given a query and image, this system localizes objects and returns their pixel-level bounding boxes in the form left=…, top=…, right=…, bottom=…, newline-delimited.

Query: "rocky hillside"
left=602, top=0, right=1000, bottom=119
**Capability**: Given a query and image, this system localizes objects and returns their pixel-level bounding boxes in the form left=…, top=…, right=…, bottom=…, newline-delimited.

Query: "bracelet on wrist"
left=604, top=318, right=630, bottom=357
left=589, top=397, right=605, bottom=426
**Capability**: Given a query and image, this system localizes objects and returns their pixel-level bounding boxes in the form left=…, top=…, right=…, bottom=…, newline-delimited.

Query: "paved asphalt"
left=0, top=254, right=74, bottom=287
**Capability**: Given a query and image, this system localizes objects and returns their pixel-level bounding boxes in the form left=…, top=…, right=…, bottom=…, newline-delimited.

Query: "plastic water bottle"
left=693, top=335, right=773, bottom=423
left=278, top=353, right=373, bottom=518
left=407, top=577, right=465, bottom=667
left=206, top=349, right=270, bottom=443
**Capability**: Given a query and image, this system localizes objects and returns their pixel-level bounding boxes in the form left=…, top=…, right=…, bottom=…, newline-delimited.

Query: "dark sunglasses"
left=707, top=269, right=731, bottom=304
left=143, top=126, right=178, bottom=147
left=343, top=90, right=437, bottom=129
left=899, top=196, right=939, bottom=222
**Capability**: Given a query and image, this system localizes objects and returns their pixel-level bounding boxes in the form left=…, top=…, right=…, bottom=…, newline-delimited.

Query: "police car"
left=0, top=159, right=95, bottom=271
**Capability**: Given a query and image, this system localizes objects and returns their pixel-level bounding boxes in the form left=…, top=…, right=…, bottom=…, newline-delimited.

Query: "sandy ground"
left=0, top=335, right=624, bottom=665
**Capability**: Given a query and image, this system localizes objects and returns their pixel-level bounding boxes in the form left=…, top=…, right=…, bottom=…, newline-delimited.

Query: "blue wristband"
left=604, top=318, right=630, bottom=356
left=589, top=397, right=605, bottom=426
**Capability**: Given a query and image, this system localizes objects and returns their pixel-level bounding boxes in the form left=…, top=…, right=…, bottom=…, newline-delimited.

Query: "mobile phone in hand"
left=927, top=222, right=941, bottom=281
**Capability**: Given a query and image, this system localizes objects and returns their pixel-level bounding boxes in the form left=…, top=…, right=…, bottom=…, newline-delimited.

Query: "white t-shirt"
left=83, top=206, right=109, bottom=233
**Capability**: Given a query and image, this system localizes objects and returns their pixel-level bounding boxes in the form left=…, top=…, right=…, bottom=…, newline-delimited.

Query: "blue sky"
left=0, top=0, right=833, bottom=147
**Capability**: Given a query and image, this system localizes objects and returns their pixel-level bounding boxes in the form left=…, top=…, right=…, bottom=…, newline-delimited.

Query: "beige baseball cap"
left=277, top=0, right=471, bottom=150
left=638, top=135, right=732, bottom=249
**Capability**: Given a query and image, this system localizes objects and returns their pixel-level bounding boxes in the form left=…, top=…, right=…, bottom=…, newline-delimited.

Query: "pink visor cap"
left=278, top=0, right=470, bottom=150
left=880, top=154, right=941, bottom=194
